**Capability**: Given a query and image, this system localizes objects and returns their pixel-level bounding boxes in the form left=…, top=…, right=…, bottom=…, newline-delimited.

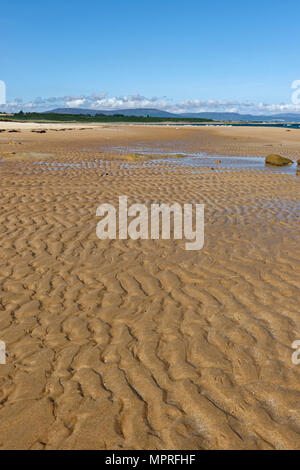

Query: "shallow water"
left=2, top=151, right=299, bottom=176
left=100, top=151, right=299, bottom=175
left=165, top=123, right=300, bottom=129
left=154, top=154, right=299, bottom=175
left=36, top=154, right=298, bottom=175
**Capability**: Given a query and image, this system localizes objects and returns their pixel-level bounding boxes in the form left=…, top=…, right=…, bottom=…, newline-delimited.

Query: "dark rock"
left=265, top=154, right=293, bottom=166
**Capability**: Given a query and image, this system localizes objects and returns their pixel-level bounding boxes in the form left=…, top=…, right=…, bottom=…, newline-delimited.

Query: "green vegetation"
left=0, top=111, right=214, bottom=124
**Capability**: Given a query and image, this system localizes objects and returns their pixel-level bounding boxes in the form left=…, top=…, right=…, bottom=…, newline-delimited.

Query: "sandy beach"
left=1, top=121, right=300, bottom=159
left=0, top=123, right=300, bottom=450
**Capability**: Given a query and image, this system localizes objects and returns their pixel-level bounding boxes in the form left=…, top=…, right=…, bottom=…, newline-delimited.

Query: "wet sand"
left=0, top=123, right=300, bottom=450
left=1, top=121, right=300, bottom=159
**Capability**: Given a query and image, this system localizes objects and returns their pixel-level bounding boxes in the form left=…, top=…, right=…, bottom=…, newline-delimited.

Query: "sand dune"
left=0, top=125, right=300, bottom=449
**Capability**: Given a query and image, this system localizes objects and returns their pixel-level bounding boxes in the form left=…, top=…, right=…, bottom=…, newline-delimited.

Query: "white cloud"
left=1, top=92, right=300, bottom=115
left=66, top=98, right=86, bottom=107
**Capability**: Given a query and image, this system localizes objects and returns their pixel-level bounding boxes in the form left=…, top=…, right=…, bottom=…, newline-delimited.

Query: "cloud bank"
left=1, top=92, right=300, bottom=115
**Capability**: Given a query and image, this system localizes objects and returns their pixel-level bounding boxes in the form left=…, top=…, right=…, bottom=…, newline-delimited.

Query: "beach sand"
left=0, top=123, right=300, bottom=450
left=1, top=121, right=300, bottom=159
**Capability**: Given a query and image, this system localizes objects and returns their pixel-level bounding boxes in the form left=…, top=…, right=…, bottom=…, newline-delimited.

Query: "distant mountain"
left=181, top=112, right=261, bottom=121
left=45, top=108, right=300, bottom=122
left=181, top=112, right=300, bottom=122
left=45, top=108, right=177, bottom=118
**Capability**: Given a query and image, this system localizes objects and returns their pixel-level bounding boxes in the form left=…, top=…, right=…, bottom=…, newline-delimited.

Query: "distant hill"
left=44, top=108, right=300, bottom=122
left=180, top=112, right=300, bottom=122
left=45, top=108, right=177, bottom=118
left=180, top=112, right=261, bottom=121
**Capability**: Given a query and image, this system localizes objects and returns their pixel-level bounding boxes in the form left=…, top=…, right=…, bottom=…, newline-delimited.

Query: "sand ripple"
left=0, top=157, right=300, bottom=450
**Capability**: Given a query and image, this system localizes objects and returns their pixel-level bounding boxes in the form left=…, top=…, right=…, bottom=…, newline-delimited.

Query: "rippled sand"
left=0, top=124, right=300, bottom=450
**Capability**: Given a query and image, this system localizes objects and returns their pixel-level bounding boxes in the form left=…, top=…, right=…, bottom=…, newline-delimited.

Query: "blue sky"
left=1, top=0, right=300, bottom=114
